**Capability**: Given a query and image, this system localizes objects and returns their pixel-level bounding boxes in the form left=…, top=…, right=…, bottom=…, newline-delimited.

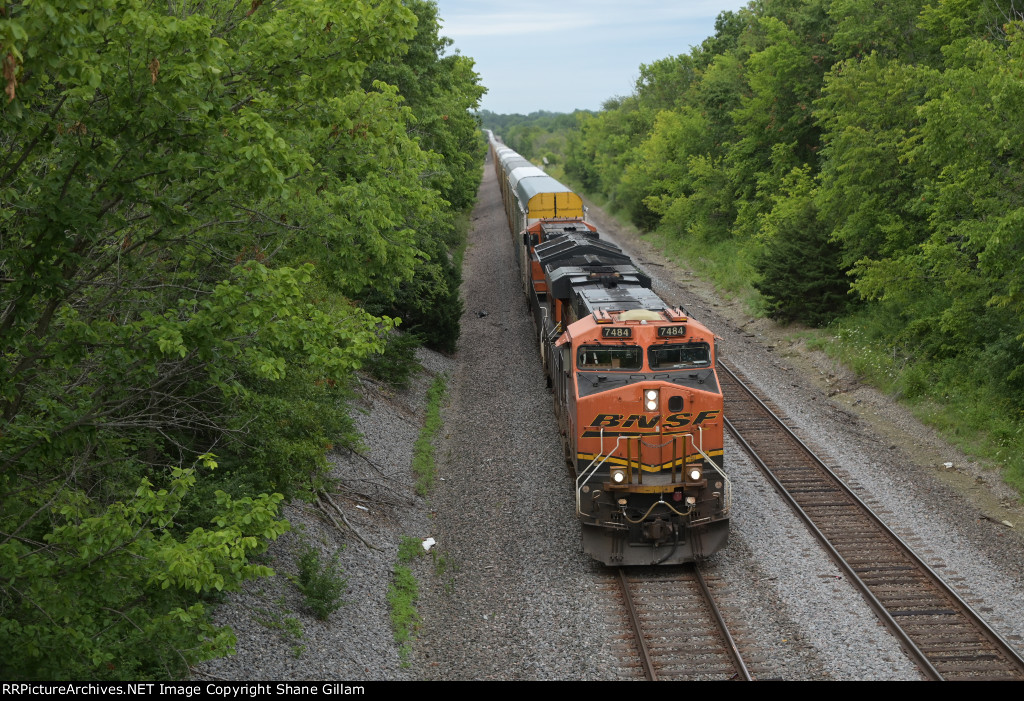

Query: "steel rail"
left=616, top=566, right=752, bottom=681
left=617, top=567, right=658, bottom=681
left=694, top=564, right=753, bottom=681
left=719, top=359, right=1024, bottom=680
left=722, top=404, right=941, bottom=679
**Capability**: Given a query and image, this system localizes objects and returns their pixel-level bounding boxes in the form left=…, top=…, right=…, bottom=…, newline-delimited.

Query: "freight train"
left=487, top=132, right=730, bottom=565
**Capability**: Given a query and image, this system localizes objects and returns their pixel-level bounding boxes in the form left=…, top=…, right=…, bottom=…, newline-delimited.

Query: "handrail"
left=575, top=429, right=626, bottom=517
left=546, top=322, right=562, bottom=343
left=576, top=428, right=731, bottom=518
left=687, top=428, right=732, bottom=516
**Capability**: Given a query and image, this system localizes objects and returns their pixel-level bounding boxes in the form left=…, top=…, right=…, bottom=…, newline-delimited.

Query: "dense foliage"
left=0, top=0, right=483, bottom=679
left=496, top=0, right=1024, bottom=491
left=478, top=109, right=588, bottom=167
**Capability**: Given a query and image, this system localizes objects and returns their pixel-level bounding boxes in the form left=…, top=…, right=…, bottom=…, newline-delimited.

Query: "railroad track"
left=610, top=565, right=752, bottom=681
left=719, top=360, right=1024, bottom=680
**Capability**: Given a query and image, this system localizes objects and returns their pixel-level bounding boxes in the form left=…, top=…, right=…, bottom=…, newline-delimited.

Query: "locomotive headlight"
left=689, top=468, right=702, bottom=481
left=611, top=467, right=627, bottom=484
left=644, top=389, right=659, bottom=411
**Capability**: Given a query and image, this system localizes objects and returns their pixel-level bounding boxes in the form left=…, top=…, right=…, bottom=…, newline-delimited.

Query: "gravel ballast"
left=193, top=352, right=452, bottom=682
left=585, top=199, right=1024, bottom=678
left=195, top=157, right=1024, bottom=681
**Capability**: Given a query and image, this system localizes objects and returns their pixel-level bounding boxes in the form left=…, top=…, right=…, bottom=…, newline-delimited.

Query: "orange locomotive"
left=490, top=134, right=730, bottom=565
left=532, top=226, right=729, bottom=565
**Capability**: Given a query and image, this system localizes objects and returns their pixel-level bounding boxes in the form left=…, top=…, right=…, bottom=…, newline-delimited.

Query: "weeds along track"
left=602, top=565, right=754, bottom=681
left=719, top=360, right=1024, bottom=680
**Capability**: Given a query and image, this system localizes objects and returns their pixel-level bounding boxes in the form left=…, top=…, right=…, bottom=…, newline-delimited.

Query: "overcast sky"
left=433, top=1, right=752, bottom=114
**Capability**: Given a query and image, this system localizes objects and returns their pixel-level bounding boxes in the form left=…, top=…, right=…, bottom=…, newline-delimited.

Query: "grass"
left=387, top=566, right=419, bottom=665
left=388, top=536, right=426, bottom=666
left=413, top=374, right=447, bottom=496
left=254, top=607, right=306, bottom=659
left=397, top=535, right=424, bottom=562
left=431, top=548, right=458, bottom=595
left=794, top=311, right=1024, bottom=496
left=380, top=201, right=464, bottom=667
left=646, top=228, right=760, bottom=313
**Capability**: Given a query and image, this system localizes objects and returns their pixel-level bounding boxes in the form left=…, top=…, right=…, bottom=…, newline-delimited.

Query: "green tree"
left=830, top=0, right=935, bottom=62
left=360, top=0, right=485, bottom=352
left=0, top=457, right=289, bottom=679
left=850, top=28, right=1024, bottom=390
left=0, top=0, right=482, bottom=678
left=754, top=166, right=851, bottom=325
left=564, top=96, right=653, bottom=210
left=815, top=54, right=937, bottom=268
left=728, top=12, right=832, bottom=239
left=622, top=107, right=719, bottom=234
left=634, top=54, right=701, bottom=112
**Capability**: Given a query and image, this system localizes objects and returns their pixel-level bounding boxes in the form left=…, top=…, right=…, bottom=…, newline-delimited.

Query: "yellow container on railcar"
left=526, top=190, right=584, bottom=220
left=515, top=173, right=584, bottom=222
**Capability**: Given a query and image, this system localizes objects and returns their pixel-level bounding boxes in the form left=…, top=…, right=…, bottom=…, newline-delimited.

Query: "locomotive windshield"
left=648, top=343, right=711, bottom=369
left=577, top=345, right=642, bottom=371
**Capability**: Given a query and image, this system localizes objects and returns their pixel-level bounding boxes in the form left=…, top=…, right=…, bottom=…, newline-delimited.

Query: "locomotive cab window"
left=577, top=345, right=642, bottom=370
left=648, top=343, right=711, bottom=370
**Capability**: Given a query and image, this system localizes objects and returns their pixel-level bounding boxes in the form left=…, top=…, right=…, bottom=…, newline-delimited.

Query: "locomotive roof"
left=536, top=231, right=652, bottom=300
left=546, top=266, right=654, bottom=301
left=538, top=220, right=597, bottom=237
left=572, top=282, right=667, bottom=315
left=534, top=231, right=630, bottom=266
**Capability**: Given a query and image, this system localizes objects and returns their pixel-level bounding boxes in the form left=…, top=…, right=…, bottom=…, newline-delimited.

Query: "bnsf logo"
left=589, top=411, right=721, bottom=429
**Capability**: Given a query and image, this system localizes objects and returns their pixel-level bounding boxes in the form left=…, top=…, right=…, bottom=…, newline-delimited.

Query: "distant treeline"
left=478, top=109, right=591, bottom=166
left=484, top=0, right=1024, bottom=493
left=0, top=0, right=484, bottom=680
